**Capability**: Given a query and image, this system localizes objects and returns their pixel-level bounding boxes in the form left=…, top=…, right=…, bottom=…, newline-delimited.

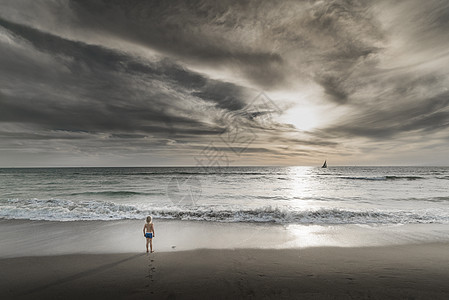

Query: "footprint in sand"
left=147, top=257, right=156, bottom=286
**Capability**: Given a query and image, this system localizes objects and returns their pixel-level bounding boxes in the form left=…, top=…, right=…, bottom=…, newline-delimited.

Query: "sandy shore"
left=2, top=243, right=449, bottom=299
left=2, top=219, right=449, bottom=258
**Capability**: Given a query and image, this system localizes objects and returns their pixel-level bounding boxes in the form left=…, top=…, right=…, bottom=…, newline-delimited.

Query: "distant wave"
left=339, top=176, right=425, bottom=181
left=1, top=198, right=447, bottom=224
left=67, top=171, right=274, bottom=176
left=65, top=191, right=159, bottom=197
left=429, top=196, right=449, bottom=202
left=133, top=172, right=271, bottom=176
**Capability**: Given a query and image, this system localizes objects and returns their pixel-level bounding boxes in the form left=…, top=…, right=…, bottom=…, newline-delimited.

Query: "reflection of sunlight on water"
left=283, top=224, right=449, bottom=249
left=283, top=224, right=340, bottom=248
left=283, top=224, right=401, bottom=248
left=285, top=167, right=322, bottom=210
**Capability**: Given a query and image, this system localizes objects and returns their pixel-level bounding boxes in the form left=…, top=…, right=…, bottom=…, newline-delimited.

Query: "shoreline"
left=2, top=244, right=449, bottom=299
left=1, top=218, right=449, bottom=258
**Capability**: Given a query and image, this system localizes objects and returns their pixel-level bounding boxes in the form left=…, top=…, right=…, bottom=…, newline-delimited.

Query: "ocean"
left=1, top=166, right=448, bottom=224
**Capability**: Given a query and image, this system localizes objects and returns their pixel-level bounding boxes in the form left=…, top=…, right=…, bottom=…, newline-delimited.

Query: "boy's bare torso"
left=145, top=223, right=154, bottom=233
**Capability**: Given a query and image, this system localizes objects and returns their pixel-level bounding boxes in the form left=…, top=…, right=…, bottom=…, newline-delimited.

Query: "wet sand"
left=2, top=243, right=449, bottom=299
left=2, top=219, right=449, bottom=259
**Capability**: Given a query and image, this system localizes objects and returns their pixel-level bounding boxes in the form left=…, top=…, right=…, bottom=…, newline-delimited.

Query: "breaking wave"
left=1, top=198, right=447, bottom=224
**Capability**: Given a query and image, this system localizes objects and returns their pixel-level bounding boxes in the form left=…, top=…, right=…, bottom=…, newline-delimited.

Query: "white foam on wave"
left=1, top=198, right=448, bottom=224
left=0, top=198, right=144, bottom=221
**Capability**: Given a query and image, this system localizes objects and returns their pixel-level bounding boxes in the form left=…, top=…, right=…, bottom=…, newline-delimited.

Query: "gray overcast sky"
left=1, top=0, right=449, bottom=167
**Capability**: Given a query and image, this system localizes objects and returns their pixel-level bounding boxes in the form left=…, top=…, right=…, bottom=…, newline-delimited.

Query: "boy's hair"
left=146, top=216, right=152, bottom=224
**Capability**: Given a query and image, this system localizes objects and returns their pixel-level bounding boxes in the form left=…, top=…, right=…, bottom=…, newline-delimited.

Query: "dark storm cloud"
left=296, top=0, right=383, bottom=104
left=64, top=0, right=383, bottom=96
left=0, top=130, right=91, bottom=140
left=304, top=1, right=449, bottom=143
left=316, top=75, right=350, bottom=105
left=66, top=0, right=287, bottom=88
left=325, top=90, right=449, bottom=139
left=0, top=18, right=254, bottom=139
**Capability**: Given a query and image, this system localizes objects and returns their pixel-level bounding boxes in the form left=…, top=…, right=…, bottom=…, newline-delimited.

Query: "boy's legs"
left=146, top=238, right=149, bottom=252
left=150, top=238, right=153, bottom=252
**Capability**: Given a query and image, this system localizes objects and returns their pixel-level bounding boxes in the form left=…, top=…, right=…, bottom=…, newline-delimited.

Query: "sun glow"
left=281, top=104, right=322, bottom=131
left=269, top=90, right=326, bottom=131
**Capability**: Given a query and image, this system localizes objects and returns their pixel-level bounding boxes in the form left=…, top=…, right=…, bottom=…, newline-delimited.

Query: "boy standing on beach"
left=143, top=216, right=155, bottom=253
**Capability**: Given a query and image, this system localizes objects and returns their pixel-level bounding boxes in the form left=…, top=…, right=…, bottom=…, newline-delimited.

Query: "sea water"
left=1, top=166, right=449, bottom=224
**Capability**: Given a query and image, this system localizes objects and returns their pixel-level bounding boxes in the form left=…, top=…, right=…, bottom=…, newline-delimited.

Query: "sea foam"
left=1, top=198, right=448, bottom=224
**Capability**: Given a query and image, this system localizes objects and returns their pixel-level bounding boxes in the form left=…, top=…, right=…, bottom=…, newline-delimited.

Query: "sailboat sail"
left=322, top=160, right=327, bottom=168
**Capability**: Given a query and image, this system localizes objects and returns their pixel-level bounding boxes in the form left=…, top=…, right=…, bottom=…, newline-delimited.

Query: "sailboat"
left=321, top=160, right=327, bottom=168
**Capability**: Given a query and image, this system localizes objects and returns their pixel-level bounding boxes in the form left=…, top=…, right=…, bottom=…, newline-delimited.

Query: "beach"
left=1, top=219, right=449, bottom=299
left=2, top=244, right=449, bottom=299
left=1, top=167, right=449, bottom=298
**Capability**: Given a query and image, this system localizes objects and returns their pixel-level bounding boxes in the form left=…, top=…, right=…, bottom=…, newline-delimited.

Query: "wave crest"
left=1, top=198, right=447, bottom=224
left=340, top=176, right=424, bottom=181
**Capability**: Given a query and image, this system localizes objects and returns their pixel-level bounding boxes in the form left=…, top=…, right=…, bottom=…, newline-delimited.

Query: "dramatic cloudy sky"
left=1, top=0, right=449, bottom=166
